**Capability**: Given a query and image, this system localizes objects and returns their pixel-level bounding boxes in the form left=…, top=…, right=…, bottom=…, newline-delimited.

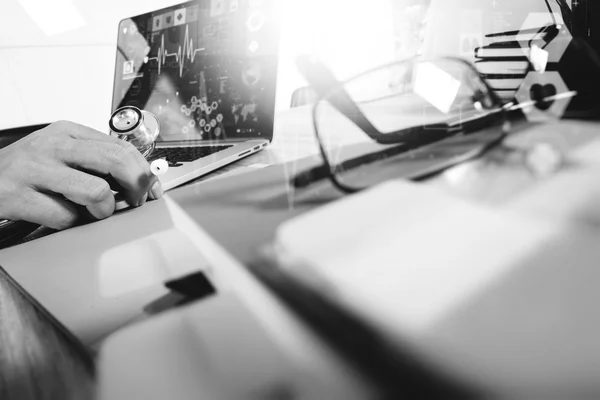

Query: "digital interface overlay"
left=112, top=0, right=278, bottom=142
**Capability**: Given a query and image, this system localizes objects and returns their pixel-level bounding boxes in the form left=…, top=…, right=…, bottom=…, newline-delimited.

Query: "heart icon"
left=529, top=83, right=557, bottom=111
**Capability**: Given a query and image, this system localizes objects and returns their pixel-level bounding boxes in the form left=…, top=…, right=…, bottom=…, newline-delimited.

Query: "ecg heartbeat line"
left=147, top=24, right=205, bottom=77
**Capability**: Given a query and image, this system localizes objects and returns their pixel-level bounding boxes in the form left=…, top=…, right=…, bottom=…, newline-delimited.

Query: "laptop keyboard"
left=148, top=145, right=233, bottom=164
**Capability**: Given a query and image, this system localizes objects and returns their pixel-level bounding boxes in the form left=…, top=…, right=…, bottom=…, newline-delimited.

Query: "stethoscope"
left=0, top=106, right=167, bottom=247
left=109, top=105, right=168, bottom=176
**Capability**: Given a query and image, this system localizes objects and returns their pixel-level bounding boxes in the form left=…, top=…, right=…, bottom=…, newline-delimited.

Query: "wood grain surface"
left=0, top=268, right=95, bottom=400
left=0, top=106, right=318, bottom=399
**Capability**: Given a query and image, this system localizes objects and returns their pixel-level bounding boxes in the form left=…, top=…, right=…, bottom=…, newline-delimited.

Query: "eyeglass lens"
left=313, top=58, right=507, bottom=191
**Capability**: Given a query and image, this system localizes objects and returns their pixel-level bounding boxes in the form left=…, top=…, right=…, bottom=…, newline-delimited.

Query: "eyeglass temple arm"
left=292, top=118, right=507, bottom=189
left=291, top=108, right=506, bottom=188
left=290, top=121, right=446, bottom=188
left=292, top=131, right=474, bottom=188
left=368, top=106, right=506, bottom=145
left=295, top=55, right=384, bottom=139
left=373, top=87, right=576, bottom=147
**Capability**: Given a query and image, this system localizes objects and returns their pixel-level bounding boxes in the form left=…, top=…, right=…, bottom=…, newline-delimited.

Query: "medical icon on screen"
left=123, top=60, right=135, bottom=75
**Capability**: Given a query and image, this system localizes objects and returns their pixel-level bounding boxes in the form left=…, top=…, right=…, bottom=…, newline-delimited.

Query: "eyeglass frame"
left=291, top=56, right=514, bottom=194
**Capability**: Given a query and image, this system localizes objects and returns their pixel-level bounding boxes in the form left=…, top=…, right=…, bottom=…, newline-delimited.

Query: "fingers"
left=33, top=166, right=116, bottom=220
left=0, top=120, right=165, bottom=230
left=148, top=181, right=163, bottom=200
left=57, top=137, right=156, bottom=206
left=46, top=121, right=160, bottom=204
left=16, top=189, right=80, bottom=230
left=49, top=120, right=124, bottom=145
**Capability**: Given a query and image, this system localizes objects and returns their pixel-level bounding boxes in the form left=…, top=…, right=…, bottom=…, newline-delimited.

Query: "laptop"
left=112, top=0, right=279, bottom=191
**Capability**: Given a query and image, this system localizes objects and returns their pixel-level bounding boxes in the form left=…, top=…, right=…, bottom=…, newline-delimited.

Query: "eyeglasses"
left=291, top=56, right=577, bottom=193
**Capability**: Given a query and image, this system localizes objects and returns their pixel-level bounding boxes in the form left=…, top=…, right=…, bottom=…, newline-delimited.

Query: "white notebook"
left=267, top=180, right=600, bottom=394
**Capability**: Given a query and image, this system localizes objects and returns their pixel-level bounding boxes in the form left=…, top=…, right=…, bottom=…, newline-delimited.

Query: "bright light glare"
left=413, top=62, right=460, bottom=114
left=17, top=0, right=85, bottom=36
left=275, top=0, right=395, bottom=110
left=530, top=44, right=549, bottom=73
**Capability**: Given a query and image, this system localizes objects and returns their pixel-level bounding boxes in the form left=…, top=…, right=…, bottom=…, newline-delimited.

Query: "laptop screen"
left=112, top=0, right=279, bottom=143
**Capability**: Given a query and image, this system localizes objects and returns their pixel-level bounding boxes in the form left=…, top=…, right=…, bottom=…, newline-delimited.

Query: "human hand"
left=0, top=120, right=163, bottom=230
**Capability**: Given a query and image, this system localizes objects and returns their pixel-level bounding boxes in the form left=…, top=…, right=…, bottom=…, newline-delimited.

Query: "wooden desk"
left=98, top=115, right=600, bottom=399
left=0, top=107, right=318, bottom=399
left=0, top=268, right=95, bottom=400
left=4, top=106, right=600, bottom=398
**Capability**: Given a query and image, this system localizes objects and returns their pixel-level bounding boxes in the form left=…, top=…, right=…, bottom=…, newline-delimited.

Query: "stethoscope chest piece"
left=109, top=106, right=160, bottom=158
